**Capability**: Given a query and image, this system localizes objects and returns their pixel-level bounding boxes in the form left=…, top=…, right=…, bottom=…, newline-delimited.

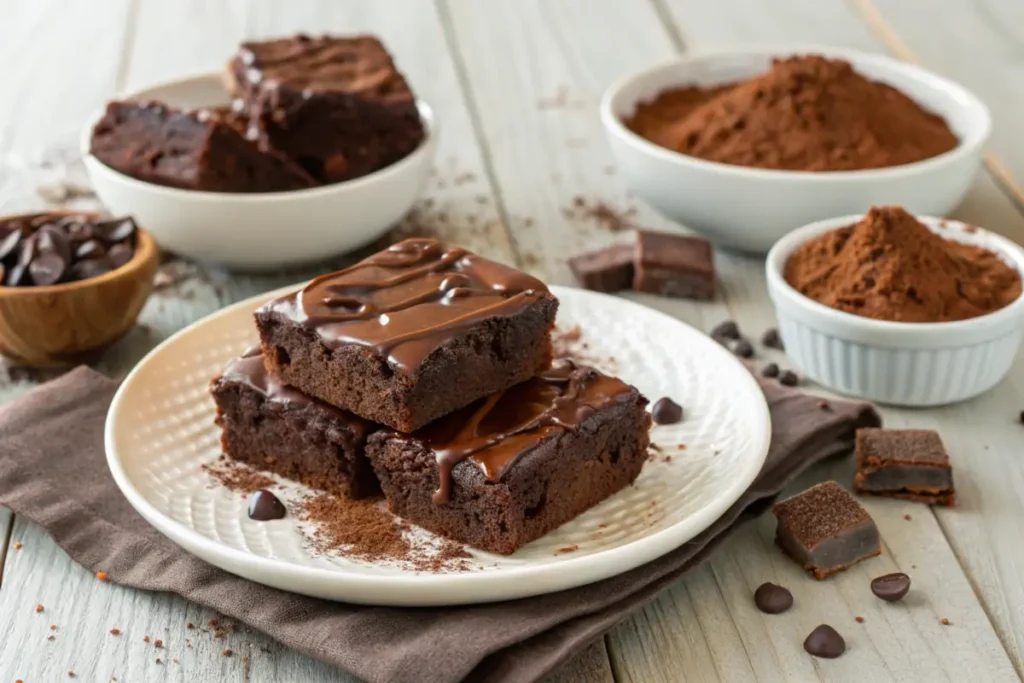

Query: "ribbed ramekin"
left=766, top=215, right=1024, bottom=406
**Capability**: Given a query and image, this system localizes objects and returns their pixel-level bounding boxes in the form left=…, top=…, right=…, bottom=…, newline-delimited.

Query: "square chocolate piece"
left=210, top=348, right=380, bottom=498
left=255, top=238, right=559, bottom=433
left=366, top=362, right=651, bottom=554
left=854, top=428, right=955, bottom=506
left=89, top=101, right=316, bottom=193
left=632, top=231, right=715, bottom=300
left=772, top=481, right=881, bottom=579
left=568, top=244, right=634, bottom=293
left=227, top=34, right=425, bottom=183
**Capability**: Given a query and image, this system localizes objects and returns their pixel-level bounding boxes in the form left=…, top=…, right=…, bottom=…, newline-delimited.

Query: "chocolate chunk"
left=854, top=429, right=955, bottom=506
left=248, top=489, right=287, bottom=521
left=75, top=239, right=107, bottom=260
left=779, top=370, right=799, bottom=386
left=731, top=338, right=754, bottom=358
left=761, top=327, right=783, bottom=349
left=754, top=582, right=793, bottom=614
left=29, top=251, right=67, bottom=286
left=107, top=241, right=134, bottom=268
left=761, top=362, right=780, bottom=378
left=710, top=320, right=740, bottom=340
left=870, top=572, right=910, bottom=601
left=0, top=227, right=23, bottom=263
left=35, top=224, right=72, bottom=262
left=772, top=481, right=881, bottom=579
left=651, top=397, right=683, bottom=425
left=69, top=258, right=113, bottom=281
left=633, top=231, right=715, bottom=300
left=94, top=216, right=137, bottom=244
left=567, top=244, right=634, bottom=293
left=804, top=625, right=845, bottom=658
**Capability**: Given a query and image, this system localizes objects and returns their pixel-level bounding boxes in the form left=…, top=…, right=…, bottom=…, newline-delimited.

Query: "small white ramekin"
left=766, top=215, right=1024, bottom=406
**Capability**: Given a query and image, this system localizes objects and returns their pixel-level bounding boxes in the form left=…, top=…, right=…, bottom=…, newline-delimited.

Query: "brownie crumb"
left=34, top=603, right=43, bottom=613
left=186, top=622, right=195, bottom=629
left=222, top=649, right=233, bottom=657
left=904, top=514, right=912, bottom=521
left=154, top=639, right=163, bottom=648
left=562, top=197, right=641, bottom=232
left=208, top=618, right=219, bottom=627
left=50, top=624, right=57, bottom=630
left=203, top=459, right=276, bottom=493
left=552, top=325, right=617, bottom=372
left=817, top=400, right=831, bottom=411
left=110, top=628, right=121, bottom=635
left=557, top=545, right=579, bottom=554
left=143, top=635, right=150, bottom=643
left=940, top=617, right=951, bottom=626
left=96, top=571, right=109, bottom=582
left=48, top=634, right=56, bottom=641
left=855, top=616, right=865, bottom=623
left=155, top=658, right=162, bottom=665
left=13, top=542, right=22, bottom=550
left=68, top=671, right=75, bottom=677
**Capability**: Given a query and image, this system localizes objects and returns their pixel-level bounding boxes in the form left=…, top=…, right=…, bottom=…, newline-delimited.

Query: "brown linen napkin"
left=0, top=367, right=879, bottom=683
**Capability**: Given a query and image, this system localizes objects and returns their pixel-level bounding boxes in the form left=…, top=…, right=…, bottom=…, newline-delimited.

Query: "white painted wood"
left=443, top=0, right=1020, bottom=680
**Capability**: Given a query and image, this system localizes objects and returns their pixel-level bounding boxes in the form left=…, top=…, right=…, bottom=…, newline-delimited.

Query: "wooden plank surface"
left=443, top=0, right=1020, bottom=680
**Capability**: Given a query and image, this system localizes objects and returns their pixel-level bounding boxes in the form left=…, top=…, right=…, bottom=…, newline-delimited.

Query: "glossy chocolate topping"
left=402, top=361, right=638, bottom=504
left=237, top=34, right=413, bottom=102
left=263, top=238, right=553, bottom=373
left=215, top=346, right=367, bottom=433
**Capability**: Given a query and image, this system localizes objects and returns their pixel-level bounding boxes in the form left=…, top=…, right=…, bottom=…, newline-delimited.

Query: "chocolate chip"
left=29, top=251, right=67, bottom=286
left=761, top=328, right=784, bottom=349
left=5, top=262, right=28, bottom=286
left=248, top=489, right=287, bottom=521
left=1019, top=410, right=1024, bottom=425
left=650, top=397, right=683, bottom=425
left=75, top=239, right=107, bottom=260
left=107, top=242, right=134, bottom=268
left=69, top=258, right=113, bottom=281
left=803, top=625, right=845, bottom=658
left=711, top=320, right=741, bottom=340
left=35, top=225, right=71, bottom=262
left=870, top=572, right=910, bottom=602
left=93, top=217, right=137, bottom=244
left=731, top=339, right=754, bottom=358
left=753, top=582, right=793, bottom=614
left=779, top=370, right=799, bottom=386
left=0, top=228, right=23, bottom=263
left=17, top=235, right=37, bottom=267
left=61, top=219, right=94, bottom=244
left=761, top=362, right=780, bottom=378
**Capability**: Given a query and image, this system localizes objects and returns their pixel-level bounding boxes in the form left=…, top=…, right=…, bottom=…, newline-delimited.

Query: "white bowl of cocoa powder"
left=765, top=207, right=1024, bottom=406
left=601, top=48, right=990, bottom=253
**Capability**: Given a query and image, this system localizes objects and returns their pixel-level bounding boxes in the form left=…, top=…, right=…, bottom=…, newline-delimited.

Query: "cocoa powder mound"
left=298, top=493, right=412, bottom=562
left=627, top=55, right=958, bottom=172
left=784, top=206, right=1021, bottom=322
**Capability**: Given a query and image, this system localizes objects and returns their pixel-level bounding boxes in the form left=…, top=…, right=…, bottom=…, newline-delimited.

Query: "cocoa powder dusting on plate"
left=298, top=493, right=413, bottom=563
left=627, top=55, right=958, bottom=172
left=784, top=206, right=1021, bottom=322
left=202, top=458, right=276, bottom=494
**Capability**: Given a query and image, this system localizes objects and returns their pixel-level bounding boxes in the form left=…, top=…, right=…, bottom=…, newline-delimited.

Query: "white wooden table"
left=2, top=1, right=1024, bottom=681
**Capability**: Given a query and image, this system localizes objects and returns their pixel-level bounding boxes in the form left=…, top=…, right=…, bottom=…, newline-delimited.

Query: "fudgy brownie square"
left=227, top=34, right=425, bottom=183
left=255, top=238, right=559, bottom=432
left=854, top=428, right=955, bottom=506
left=366, top=362, right=651, bottom=554
left=90, top=101, right=316, bottom=193
left=772, top=481, right=881, bottom=579
left=210, top=347, right=379, bottom=499
left=568, top=244, right=635, bottom=293
left=633, top=231, right=715, bottom=300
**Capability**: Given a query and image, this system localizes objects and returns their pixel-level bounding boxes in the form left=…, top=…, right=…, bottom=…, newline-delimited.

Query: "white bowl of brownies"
left=81, top=34, right=437, bottom=270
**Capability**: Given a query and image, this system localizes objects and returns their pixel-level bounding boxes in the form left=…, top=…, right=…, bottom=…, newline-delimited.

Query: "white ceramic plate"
left=105, top=285, right=771, bottom=606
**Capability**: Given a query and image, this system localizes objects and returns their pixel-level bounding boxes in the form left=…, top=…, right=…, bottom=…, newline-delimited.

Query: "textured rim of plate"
left=105, top=284, right=771, bottom=605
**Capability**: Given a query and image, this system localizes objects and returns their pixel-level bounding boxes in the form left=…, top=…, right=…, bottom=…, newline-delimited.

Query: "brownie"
left=633, top=231, right=715, bottom=300
left=854, top=428, right=955, bottom=506
left=255, top=238, right=559, bottom=432
left=89, top=100, right=315, bottom=193
left=366, top=362, right=651, bottom=554
left=210, top=347, right=379, bottom=498
left=568, top=244, right=634, bottom=293
left=772, top=481, right=881, bottom=579
left=227, top=34, right=425, bottom=183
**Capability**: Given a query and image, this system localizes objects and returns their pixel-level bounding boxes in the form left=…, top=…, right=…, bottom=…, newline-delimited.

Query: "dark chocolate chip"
left=870, top=572, right=910, bottom=602
left=803, top=625, right=845, bottom=658
left=107, top=242, right=134, bottom=268
left=0, top=263, right=5, bottom=284
left=0, top=228, right=23, bottom=263
left=651, top=397, right=683, bottom=425
left=17, top=234, right=37, bottom=267
left=711, top=320, right=740, bottom=340
left=754, top=582, right=793, bottom=614
left=248, top=489, right=287, bottom=521
left=35, top=225, right=72, bottom=262
left=63, top=220, right=94, bottom=245
left=762, top=327, right=784, bottom=349
left=75, top=239, right=107, bottom=260
left=29, top=251, right=67, bottom=286
left=1019, top=410, right=1024, bottom=425
left=5, top=262, right=28, bottom=286
left=761, top=362, right=780, bottom=378
left=94, top=217, right=137, bottom=244
left=69, top=257, right=113, bottom=281
left=732, top=339, right=755, bottom=358
left=779, top=370, right=799, bottom=387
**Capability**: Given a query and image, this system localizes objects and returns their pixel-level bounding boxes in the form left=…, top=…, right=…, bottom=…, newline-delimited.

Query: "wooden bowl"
left=0, top=213, right=159, bottom=367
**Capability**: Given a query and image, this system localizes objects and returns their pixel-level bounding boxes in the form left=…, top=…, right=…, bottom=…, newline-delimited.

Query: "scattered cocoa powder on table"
left=784, top=206, right=1021, bottom=322
left=627, top=55, right=958, bottom=172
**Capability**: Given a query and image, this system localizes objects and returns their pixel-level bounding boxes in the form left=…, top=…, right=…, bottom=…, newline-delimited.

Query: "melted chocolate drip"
left=409, top=361, right=637, bottom=504
left=248, top=489, right=287, bottom=521
left=263, top=239, right=551, bottom=373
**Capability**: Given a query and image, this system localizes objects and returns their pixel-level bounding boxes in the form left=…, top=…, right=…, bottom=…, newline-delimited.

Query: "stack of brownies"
left=210, top=238, right=653, bottom=555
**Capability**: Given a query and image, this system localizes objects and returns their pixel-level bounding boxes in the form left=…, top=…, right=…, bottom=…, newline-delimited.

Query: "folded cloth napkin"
left=0, top=367, right=879, bottom=683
